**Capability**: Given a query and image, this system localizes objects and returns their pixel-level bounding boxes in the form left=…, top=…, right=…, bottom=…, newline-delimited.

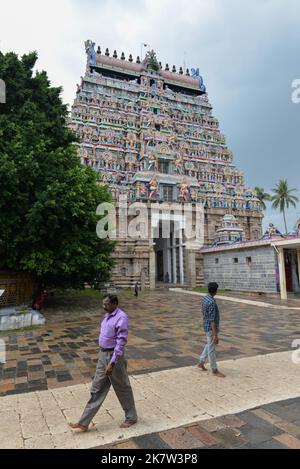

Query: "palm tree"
left=271, top=180, right=299, bottom=234
left=254, top=187, right=271, bottom=210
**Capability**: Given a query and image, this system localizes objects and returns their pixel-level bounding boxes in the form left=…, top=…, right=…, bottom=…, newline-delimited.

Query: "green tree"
left=144, top=50, right=160, bottom=72
left=271, top=179, right=299, bottom=234
left=0, top=50, right=114, bottom=289
left=254, top=187, right=271, bottom=210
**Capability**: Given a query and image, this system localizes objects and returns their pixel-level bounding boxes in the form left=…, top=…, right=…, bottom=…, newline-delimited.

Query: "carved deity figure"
left=174, top=153, right=183, bottom=174
left=126, top=133, right=136, bottom=149
left=190, top=188, right=199, bottom=202
left=179, top=180, right=190, bottom=202
left=139, top=184, right=148, bottom=199
left=264, top=223, right=282, bottom=239
left=149, top=176, right=159, bottom=200
left=191, top=68, right=207, bottom=92
left=147, top=153, right=158, bottom=171
left=85, top=40, right=96, bottom=67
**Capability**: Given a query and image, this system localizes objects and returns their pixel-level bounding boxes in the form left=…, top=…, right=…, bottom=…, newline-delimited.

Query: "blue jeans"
left=199, top=331, right=217, bottom=372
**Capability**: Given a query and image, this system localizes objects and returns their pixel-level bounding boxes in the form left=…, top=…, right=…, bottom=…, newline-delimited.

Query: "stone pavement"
left=1, top=290, right=300, bottom=396
left=215, top=291, right=300, bottom=308
left=171, top=288, right=300, bottom=311
left=0, top=351, right=300, bottom=449
left=98, top=397, right=300, bottom=450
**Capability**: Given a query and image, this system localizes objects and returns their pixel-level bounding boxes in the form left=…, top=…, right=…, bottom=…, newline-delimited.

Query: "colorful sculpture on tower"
left=70, top=41, right=262, bottom=216
left=262, top=223, right=284, bottom=240
left=69, top=41, right=263, bottom=288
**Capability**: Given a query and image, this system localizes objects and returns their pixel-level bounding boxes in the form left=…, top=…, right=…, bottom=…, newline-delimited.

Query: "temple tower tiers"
left=70, top=41, right=263, bottom=288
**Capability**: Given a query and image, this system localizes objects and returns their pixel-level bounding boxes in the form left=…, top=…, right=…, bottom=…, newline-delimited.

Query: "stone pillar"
left=185, top=249, right=196, bottom=288
left=172, top=233, right=177, bottom=285
left=179, top=230, right=184, bottom=286
left=162, top=239, right=168, bottom=282
left=140, top=268, right=146, bottom=291
left=149, top=247, right=156, bottom=290
left=167, top=238, right=172, bottom=283
left=278, top=248, right=287, bottom=300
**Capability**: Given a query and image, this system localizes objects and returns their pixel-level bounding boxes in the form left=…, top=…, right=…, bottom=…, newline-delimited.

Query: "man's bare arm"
left=211, top=321, right=219, bottom=344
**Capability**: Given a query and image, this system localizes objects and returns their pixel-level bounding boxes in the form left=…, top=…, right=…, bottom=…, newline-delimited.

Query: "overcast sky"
left=1, top=0, right=299, bottom=232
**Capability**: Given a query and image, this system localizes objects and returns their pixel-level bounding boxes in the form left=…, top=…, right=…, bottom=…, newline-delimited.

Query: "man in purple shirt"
left=69, top=295, right=137, bottom=432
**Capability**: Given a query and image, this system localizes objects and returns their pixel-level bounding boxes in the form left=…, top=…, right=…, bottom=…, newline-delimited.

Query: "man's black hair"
left=104, top=294, right=119, bottom=305
left=208, top=282, right=219, bottom=295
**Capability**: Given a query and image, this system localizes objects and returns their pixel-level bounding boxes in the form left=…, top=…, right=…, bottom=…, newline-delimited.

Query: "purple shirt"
left=99, top=308, right=129, bottom=364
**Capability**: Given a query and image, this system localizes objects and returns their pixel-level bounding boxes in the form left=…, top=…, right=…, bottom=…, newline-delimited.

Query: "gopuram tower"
left=70, top=40, right=263, bottom=289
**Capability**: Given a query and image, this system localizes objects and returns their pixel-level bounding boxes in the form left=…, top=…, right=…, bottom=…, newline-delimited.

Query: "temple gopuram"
left=69, top=40, right=263, bottom=289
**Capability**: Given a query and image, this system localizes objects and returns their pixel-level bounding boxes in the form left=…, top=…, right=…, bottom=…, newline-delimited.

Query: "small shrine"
left=213, top=214, right=246, bottom=246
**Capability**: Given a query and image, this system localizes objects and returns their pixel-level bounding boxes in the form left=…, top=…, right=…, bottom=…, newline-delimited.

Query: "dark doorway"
left=285, top=250, right=293, bottom=292
left=156, top=250, right=164, bottom=281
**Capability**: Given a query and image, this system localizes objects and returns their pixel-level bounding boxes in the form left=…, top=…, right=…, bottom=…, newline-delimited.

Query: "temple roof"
left=201, top=238, right=280, bottom=253
left=85, top=41, right=206, bottom=94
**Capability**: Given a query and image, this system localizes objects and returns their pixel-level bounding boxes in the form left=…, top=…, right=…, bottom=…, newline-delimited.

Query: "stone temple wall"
left=203, top=245, right=278, bottom=293
left=108, top=204, right=263, bottom=290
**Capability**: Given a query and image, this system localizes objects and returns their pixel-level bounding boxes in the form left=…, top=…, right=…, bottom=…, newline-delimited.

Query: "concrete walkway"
left=0, top=350, right=299, bottom=449
left=170, top=289, right=300, bottom=311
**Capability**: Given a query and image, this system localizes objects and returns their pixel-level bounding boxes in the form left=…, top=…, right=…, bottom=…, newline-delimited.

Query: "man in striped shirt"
left=198, top=282, right=225, bottom=378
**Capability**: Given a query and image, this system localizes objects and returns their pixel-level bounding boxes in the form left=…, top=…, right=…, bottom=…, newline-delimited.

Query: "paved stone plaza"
left=0, top=289, right=300, bottom=449
left=98, top=396, right=300, bottom=450
left=1, top=290, right=300, bottom=396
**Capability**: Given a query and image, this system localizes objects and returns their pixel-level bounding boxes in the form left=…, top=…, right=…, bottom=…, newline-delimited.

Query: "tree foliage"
left=0, top=51, right=114, bottom=288
left=271, top=179, right=298, bottom=234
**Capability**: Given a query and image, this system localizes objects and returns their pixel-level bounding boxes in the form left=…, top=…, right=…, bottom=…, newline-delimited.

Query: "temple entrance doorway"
left=153, top=218, right=185, bottom=286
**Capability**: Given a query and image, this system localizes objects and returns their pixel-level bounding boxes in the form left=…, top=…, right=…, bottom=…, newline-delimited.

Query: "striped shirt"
left=202, top=294, right=220, bottom=333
